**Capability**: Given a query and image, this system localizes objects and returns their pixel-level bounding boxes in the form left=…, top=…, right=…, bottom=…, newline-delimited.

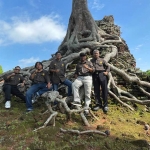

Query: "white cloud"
left=91, top=0, right=105, bottom=10
left=131, top=44, right=143, bottom=52
left=135, top=44, right=143, bottom=50
left=0, top=14, right=66, bottom=45
left=18, top=57, right=40, bottom=68
left=137, top=58, right=142, bottom=61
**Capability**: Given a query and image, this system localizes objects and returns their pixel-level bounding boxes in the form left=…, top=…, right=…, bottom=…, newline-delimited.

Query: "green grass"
left=0, top=97, right=149, bottom=150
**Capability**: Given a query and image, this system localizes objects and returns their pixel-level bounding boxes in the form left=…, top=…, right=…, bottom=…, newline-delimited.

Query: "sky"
left=0, top=0, right=150, bottom=72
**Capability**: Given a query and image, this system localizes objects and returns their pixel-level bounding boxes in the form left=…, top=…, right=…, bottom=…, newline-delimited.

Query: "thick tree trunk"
left=0, top=0, right=150, bottom=131
left=58, top=0, right=106, bottom=55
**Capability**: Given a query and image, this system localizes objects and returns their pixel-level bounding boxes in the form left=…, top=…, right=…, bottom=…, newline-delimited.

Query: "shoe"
left=103, top=107, right=108, bottom=113
left=84, top=110, right=89, bottom=116
left=5, top=101, right=11, bottom=108
left=32, top=99, right=37, bottom=104
left=71, top=101, right=82, bottom=107
left=32, top=93, right=40, bottom=104
left=25, top=109, right=33, bottom=114
left=36, top=92, right=40, bottom=97
left=93, top=105, right=102, bottom=111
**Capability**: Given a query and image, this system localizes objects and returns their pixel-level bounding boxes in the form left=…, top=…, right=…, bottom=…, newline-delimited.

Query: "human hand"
left=103, top=72, right=108, bottom=76
left=11, top=73, right=15, bottom=76
left=47, top=83, right=52, bottom=89
left=35, top=69, right=38, bottom=73
left=21, top=83, right=25, bottom=87
left=17, top=83, right=24, bottom=87
left=55, top=69, right=60, bottom=73
left=83, top=64, right=89, bottom=69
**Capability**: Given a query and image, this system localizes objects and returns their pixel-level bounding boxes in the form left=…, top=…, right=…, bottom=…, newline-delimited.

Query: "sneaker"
left=93, top=105, right=102, bottom=111
left=103, top=106, right=108, bottom=113
left=32, top=99, right=37, bottom=104
left=84, top=110, right=89, bottom=116
left=36, top=92, right=40, bottom=97
left=5, top=101, right=11, bottom=108
left=71, top=101, right=82, bottom=107
left=32, top=93, right=40, bottom=104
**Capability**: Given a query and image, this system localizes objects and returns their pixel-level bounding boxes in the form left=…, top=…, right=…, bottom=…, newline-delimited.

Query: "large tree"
left=58, top=0, right=150, bottom=110
left=58, top=0, right=121, bottom=56
left=0, top=0, right=150, bottom=129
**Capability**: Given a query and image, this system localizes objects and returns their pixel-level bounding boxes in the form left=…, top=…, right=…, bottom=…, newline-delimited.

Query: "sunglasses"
left=15, top=68, right=20, bottom=71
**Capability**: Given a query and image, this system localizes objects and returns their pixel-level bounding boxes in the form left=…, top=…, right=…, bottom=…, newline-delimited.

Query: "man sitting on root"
left=3, top=66, right=26, bottom=108
left=25, top=62, right=52, bottom=113
left=71, top=53, right=95, bottom=115
left=49, top=52, right=72, bottom=97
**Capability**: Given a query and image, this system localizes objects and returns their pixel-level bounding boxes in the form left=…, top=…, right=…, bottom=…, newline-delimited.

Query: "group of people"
left=2, top=49, right=110, bottom=114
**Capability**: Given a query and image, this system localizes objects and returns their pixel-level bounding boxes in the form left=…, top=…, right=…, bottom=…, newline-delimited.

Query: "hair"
left=15, top=66, right=21, bottom=70
left=80, top=53, right=86, bottom=57
left=93, top=49, right=100, bottom=54
left=55, top=52, right=62, bottom=55
left=35, top=62, right=43, bottom=68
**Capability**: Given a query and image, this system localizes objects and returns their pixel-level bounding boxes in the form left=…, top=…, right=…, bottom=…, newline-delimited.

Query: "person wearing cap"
left=49, top=52, right=72, bottom=96
left=3, top=66, right=26, bottom=108
left=25, top=62, right=52, bottom=112
left=91, top=50, right=110, bottom=113
left=71, top=53, right=94, bottom=114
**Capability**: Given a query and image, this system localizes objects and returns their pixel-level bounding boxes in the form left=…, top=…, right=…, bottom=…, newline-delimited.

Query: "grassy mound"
left=0, top=97, right=149, bottom=150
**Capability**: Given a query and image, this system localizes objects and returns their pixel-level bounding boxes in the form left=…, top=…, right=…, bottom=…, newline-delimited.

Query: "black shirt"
left=30, top=69, right=50, bottom=84
left=49, top=59, right=66, bottom=84
left=4, top=73, right=24, bottom=85
left=75, top=60, right=94, bottom=76
left=91, top=58, right=110, bottom=72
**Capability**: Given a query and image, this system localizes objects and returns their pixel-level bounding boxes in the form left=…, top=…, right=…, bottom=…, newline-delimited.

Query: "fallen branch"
left=60, top=128, right=107, bottom=136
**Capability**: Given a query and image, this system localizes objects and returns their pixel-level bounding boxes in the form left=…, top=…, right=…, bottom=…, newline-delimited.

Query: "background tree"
left=0, top=66, right=3, bottom=74
left=145, top=70, right=150, bottom=76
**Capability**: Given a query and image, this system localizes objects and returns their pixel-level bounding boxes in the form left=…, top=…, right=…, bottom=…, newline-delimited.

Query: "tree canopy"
left=0, top=66, right=3, bottom=74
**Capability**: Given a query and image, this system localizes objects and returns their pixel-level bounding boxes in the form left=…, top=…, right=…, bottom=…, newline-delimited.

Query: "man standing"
left=91, top=50, right=110, bottom=112
left=3, top=66, right=26, bottom=108
left=49, top=52, right=72, bottom=96
left=26, top=62, right=52, bottom=112
left=72, top=53, right=94, bottom=114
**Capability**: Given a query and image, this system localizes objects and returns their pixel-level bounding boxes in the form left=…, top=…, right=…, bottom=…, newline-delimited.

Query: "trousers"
left=93, top=72, right=108, bottom=107
left=53, top=79, right=72, bottom=96
left=72, top=76, right=92, bottom=107
left=26, top=83, right=52, bottom=110
left=3, top=84, right=26, bottom=102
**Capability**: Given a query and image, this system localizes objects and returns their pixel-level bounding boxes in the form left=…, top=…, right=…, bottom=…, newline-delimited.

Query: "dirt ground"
left=0, top=97, right=149, bottom=150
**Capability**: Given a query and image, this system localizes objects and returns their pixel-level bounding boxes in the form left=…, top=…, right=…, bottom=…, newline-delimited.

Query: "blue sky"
left=0, top=0, right=150, bottom=72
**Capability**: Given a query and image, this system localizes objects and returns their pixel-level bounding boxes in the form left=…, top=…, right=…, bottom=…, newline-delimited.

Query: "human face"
left=36, top=63, right=43, bottom=70
left=14, top=67, right=20, bottom=74
left=56, top=53, right=62, bottom=60
left=93, top=51, right=100, bottom=59
left=80, top=56, right=86, bottom=62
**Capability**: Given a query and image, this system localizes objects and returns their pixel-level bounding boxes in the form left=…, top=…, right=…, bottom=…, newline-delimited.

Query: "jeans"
left=3, top=84, right=26, bottom=102
left=53, top=79, right=72, bottom=96
left=26, top=83, right=52, bottom=110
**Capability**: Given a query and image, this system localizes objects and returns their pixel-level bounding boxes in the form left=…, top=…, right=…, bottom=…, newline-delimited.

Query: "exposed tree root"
left=60, top=128, right=107, bottom=136
left=33, top=91, right=92, bottom=131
